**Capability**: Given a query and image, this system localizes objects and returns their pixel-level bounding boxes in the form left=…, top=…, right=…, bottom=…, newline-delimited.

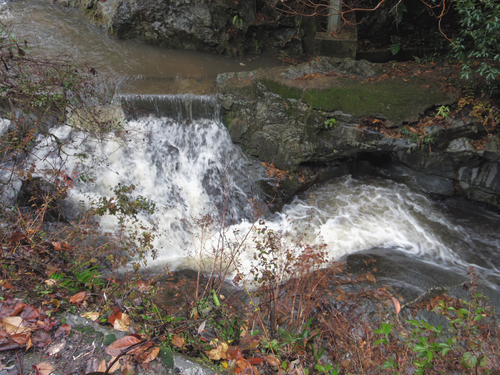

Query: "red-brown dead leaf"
left=239, top=334, right=260, bottom=351
left=9, top=232, right=27, bottom=243
left=392, top=297, right=401, bottom=315
left=226, top=346, right=243, bottom=360
left=0, top=302, right=24, bottom=319
left=107, top=307, right=122, bottom=325
left=248, top=357, right=264, bottom=365
left=69, top=291, right=86, bottom=304
left=137, top=346, right=160, bottom=364
left=51, top=242, right=62, bottom=251
left=171, top=335, right=185, bottom=348
left=236, top=358, right=252, bottom=371
left=131, top=341, right=153, bottom=359
left=105, top=335, right=142, bottom=357
left=9, top=333, right=30, bottom=346
left=33, top=361, right=55, bottom=375
left=54, top=324, right=71, bottom=338
left=263, top=354, right=280, bottom=367
left=21, top=305, right=39, bottom=323
left=0, top=280, right=13, bottom=289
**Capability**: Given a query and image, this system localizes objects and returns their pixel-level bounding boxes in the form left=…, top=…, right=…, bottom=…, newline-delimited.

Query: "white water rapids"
left=26, top=98, right=500, bottom=286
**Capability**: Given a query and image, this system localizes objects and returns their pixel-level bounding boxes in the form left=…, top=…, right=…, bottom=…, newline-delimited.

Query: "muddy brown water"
left=2, top=0, right=281, bottom=94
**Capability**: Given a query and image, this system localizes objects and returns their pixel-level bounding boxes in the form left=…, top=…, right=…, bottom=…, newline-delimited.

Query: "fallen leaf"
left=226, top=346, right=243, bottom=361
left=206, top=342, right=228, bottom=361
left=263, top=354, right=281, bottom=367
left=21, top=305, right=39, bottom=323
left=70, top=292, right=86, bottom=304
left=2, top=317, right=31, bottom=334
left=81, top=312, right=99, bottom=322
left=51, top=242, right=63, bottom=251
left=33, top=361, right=55, bottom=375
left=108, top=357, right=121, bottom=374
left=392, top=297, right=401, bottom=315
left=0, top=302, right=25, bottom=319
left=98, top=359, right=107, bottom=372
left=55, top=324, right=71, bottom=338
left=137, top=346, right=160, bottom=364
left=9, top=333, right=29, bottom=347
left=171, top=335, right=185, bottom=348
left=46, top=340, right=66, bottom=356
left=105, top=335, right=142, bottom=357
left=248, top=357, right=264, bottom=365
left=365, top=273, right=376, bottom=283
left=113, top=314, right=130, bottom=332
left=236, top=358, right=251, bottom=371
left=9, top=232, right=27, bottom=243
left=107, top=307, right=122, bottom=325
left=197, top=320, right=207, bottom=335
left=239, top=334, right=260, bottom=351
left=0, top=280, right=13, bottom=289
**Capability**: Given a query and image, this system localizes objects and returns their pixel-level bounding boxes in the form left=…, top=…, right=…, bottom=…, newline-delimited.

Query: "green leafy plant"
left=232, top=15, right=243, bottom=28
left=389, top=35, right=402, bottom=55
left=324, top=118, right=337, bottom=129
left=451, top=0, right=500, bottom=82
left=436, top=105, right=450, bottom=119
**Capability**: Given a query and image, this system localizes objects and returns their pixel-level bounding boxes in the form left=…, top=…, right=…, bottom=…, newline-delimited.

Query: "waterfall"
left=23, top=94, right=500, bottom=284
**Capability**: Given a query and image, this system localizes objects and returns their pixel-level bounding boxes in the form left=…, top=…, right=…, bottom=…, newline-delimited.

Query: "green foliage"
left=436, top=105, right=450, bottom=119
left=451, top=0, right=500, bottom=81
left=324, top=118, right=337, bottom=129
left=373, top=274, right=496, bottom=374
left=389, top=35, right=402, bottom=55
left=232, top=15, right=243, bottom=28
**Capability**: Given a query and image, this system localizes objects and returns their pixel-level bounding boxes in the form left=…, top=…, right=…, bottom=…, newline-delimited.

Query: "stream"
left=3, top=0, right=500, bottom=287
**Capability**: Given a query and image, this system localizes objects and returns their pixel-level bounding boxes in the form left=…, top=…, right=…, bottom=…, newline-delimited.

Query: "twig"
left=15, top=351, right=23, bottom=375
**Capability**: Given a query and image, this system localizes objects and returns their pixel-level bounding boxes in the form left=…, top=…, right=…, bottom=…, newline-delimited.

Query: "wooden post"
left=327, top=0, right=341, bottom=32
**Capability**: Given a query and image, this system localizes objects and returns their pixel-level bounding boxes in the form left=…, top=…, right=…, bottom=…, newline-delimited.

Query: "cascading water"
left=30, top=95, right=261, bottom=270
left=27, top=95, right=500, bottom=286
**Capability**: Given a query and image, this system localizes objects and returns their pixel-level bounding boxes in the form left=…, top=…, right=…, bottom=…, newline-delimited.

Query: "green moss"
left=222, top=114, right=232, bottom=129
left=159, top=346, right=174, bottom=369
left=103, top=334, right=117, bottom=346
left=259, top=79, right=302, bottom=100
left=262, top=77, right=452, bottom=124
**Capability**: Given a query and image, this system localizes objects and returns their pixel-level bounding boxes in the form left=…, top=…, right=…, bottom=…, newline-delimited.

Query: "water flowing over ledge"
left=118, top=94, right=221, bottom=122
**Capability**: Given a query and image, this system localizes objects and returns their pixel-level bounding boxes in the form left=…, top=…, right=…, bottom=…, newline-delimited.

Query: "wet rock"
left=216, top=63, right=500, bottom=209
left=60, top=0, right=304, bottom=56
left=280, top=56, right=384, bottom=80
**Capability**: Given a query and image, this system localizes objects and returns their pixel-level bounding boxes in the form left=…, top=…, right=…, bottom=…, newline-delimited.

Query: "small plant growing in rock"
left=436, top=105, right=450, bottom=119
left=325, top=118, right=337, bottom=129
